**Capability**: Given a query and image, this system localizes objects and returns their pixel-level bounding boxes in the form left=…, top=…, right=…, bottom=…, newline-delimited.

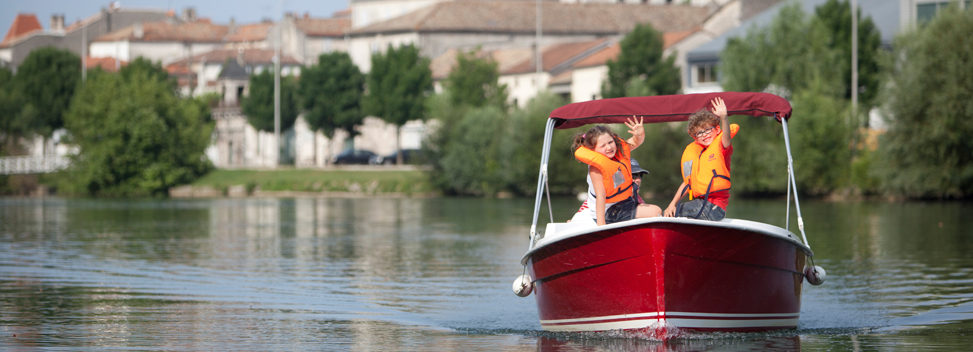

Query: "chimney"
left=182, top=7, right=197, bottom=22
left=50, top=14, right=65, bottom=33
left=134, top=22, right=143, bottom=38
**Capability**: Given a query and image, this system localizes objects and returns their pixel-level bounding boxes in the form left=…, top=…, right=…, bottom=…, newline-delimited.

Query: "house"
left=286, top=14, right=353, bottom=65
left=85, top=56, right=127, bottom=72
left=684, top=0, right=903, bottom=94
left=164, top=48, right=301, bottom=97
left=88, top=10, right=228, bottom=67
left=346, top=1, right=711, bottom=73
left=428, top=24, right=703, bottom=107
left=0, top=7, right=171, bottom=72
left=902, top=0, right=971, bottom=27
left=224, top=21, right=274, bottom=50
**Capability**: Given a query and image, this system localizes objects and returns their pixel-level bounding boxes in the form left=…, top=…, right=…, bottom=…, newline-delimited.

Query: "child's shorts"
left=675, top=199, right=726, bottom=221
left=605, top=198, right=639, bottom=224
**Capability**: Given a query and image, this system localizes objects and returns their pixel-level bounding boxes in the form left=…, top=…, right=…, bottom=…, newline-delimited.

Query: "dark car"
left=332, top=149, right=377, bottom=165
left=374, top=149, right=422, bottom=165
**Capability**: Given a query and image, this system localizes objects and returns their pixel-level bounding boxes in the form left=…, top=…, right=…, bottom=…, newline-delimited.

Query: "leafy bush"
left=502, top=92, right=582, bottom=196
left=62, top=68, right=213, bottom=197
left=790, top=80, right=853, bottom=195
left=876, top=6, right=973, bottom=198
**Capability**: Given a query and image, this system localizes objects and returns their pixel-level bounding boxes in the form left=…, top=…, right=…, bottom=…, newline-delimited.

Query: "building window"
left=370, top=42, right=379, bottom=53
left=694, top=63, right=718, bottom=85
left=323, top=39, right=333, bottom=53
left=918, top=1, right=969, bottom=24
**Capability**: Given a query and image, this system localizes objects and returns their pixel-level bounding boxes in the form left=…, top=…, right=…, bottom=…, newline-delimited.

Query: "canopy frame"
left=523, top=93, right=812, bottom=259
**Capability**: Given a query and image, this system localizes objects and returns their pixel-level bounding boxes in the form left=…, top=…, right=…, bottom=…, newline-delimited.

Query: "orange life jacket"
left=575, top=141, right=633, bottom=203
left=681, top=124, right=739, bottom=200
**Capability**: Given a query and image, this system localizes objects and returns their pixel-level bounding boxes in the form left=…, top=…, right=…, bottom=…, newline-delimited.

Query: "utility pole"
left=535, top=0, right=543, bottom=93
left=274, top=2, right=282, bottom=167
left=851, top=0, right=858, bottom=126
left=82, top=22, right=87, bottom=82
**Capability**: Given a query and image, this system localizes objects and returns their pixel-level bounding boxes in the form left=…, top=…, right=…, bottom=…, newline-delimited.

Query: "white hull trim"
left=540, top=311, right=800, bottom=332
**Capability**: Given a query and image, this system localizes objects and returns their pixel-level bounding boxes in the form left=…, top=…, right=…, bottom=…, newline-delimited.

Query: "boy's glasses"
left=694, top=126, right=717, bottom=139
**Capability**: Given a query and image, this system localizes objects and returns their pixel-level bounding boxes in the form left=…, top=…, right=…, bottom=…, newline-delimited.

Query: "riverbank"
left=171, top=167, right=436, bottom=198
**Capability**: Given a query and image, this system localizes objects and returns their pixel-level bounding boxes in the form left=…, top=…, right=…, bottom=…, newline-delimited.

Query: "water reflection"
left=2, top=198, right=973, bottom=350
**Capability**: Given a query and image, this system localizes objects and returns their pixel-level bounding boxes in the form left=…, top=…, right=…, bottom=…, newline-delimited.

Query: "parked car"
left=332, top=149, right=377, bottom=165
left=374, top=149, right=422, bottom=165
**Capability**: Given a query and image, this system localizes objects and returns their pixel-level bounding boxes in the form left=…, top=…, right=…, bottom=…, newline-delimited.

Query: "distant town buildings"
left=2, top=0, right=939, bottom=169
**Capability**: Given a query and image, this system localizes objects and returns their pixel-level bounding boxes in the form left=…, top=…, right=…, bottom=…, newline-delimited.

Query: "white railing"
left=0, top=156, right=72, bottom=175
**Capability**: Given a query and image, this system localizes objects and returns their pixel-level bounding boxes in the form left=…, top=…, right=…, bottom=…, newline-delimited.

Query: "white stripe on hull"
left=540, top=312, right=800, bottom=332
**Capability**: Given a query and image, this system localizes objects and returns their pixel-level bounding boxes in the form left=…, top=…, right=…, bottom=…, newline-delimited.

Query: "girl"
left=572, top=117, right=662, bottom=226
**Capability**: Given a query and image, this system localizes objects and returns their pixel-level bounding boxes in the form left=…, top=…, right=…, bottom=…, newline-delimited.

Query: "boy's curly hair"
left=687, top=108, right=720, bottom=137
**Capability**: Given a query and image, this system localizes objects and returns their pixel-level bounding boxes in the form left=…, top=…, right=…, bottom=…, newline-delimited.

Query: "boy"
left=664, top=97, right=738, bottom=221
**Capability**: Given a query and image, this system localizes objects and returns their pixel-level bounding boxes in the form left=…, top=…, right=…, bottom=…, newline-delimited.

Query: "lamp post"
left=535, top=0, right=542, bottom=93
left=851, top=0, right=858, bottom=126
left=274, top=2, right=282, bottom=167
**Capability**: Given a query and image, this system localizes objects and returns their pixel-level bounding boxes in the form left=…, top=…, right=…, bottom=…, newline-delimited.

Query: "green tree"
left=719, top=2, right=850, bottom=196
left=444, top=50, right=508, bottom=109
left=120, top=57, right=176, bottom=91
left=877, top=6, right=973, bottom=198
left=423, top=91, right=470, bottom=193
left=502, top=92, right=582, bottom=196
left=62, top=66, right=213, bottom=197
left=722, top=3, right=841, bottom=96
left=241, top=69, right=299, bottom=132
left=602, top=23, right=681, bottom=99
left=15, top=47, right=81, bottom=136
left=299, top=52, right=364, bottom=138
left=438, top=105, right=509, bottom=196
left=0, top=66, right=27, bottom=153
left=364, top=44, right=433, bottom=164
left=814, top=0, right=883, bottom=108
left=790, top=79, right=854, bottom=195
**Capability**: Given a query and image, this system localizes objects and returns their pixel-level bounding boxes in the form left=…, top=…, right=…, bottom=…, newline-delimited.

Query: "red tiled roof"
left=567, top=29, right=695, bottom=69
left=572, top=42, right=619, bottom=69
left=226, top=22, right=272, bottom=42
left=166, top=48, right=300, bottom=66
left=430, top=46, right=534, bottom=80
left=353, top=2, right=708, bottom=35
left=85, top=57, right=128, bottom=72
left=332, top=9, right=351, bottom=19
left=94, top=21, right=229, bottom=43
left=2, top=13, right=43, bottom=47
left=663, top=29, right=695, bottom=48
left=503, top=39, right=607, bottom=75
left=295, top=17, right=350, bottom=37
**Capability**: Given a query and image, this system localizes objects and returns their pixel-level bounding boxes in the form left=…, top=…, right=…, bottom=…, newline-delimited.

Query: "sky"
left=1, top=0, right=349, bottom=36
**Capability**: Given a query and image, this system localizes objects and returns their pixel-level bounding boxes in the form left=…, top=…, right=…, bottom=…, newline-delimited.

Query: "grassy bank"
left=190, top=168, right=434, bottom=195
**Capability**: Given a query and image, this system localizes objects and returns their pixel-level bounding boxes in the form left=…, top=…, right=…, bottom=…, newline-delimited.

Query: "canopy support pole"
left=781, top=118, right=810, bottom=251
left=528, top=119, right=557, bottom=253
left=786, top=156, right=792, bottom=231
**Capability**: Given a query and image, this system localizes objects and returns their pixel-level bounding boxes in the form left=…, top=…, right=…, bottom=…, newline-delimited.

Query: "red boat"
left=513, top=92, right=825, bottom=337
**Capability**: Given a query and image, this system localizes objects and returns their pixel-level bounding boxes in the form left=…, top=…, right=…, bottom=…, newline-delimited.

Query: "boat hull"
left=525, top=220, right=807, bottom=333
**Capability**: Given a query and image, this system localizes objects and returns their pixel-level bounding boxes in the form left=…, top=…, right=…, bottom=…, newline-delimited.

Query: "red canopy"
left=549, top=92, right=792, bottom=129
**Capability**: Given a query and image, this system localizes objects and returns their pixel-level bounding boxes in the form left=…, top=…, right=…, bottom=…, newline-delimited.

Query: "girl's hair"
left=687, top=108, right=720, bottom=136
left=571, top=125, right=627, bottom=159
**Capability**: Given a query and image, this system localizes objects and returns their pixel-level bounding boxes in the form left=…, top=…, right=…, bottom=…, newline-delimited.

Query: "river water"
left=1, top=197, right=971, bottom=351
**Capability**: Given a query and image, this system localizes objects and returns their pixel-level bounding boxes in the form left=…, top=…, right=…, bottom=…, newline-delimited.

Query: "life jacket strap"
left=692, top=169, right=730, bottom=219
